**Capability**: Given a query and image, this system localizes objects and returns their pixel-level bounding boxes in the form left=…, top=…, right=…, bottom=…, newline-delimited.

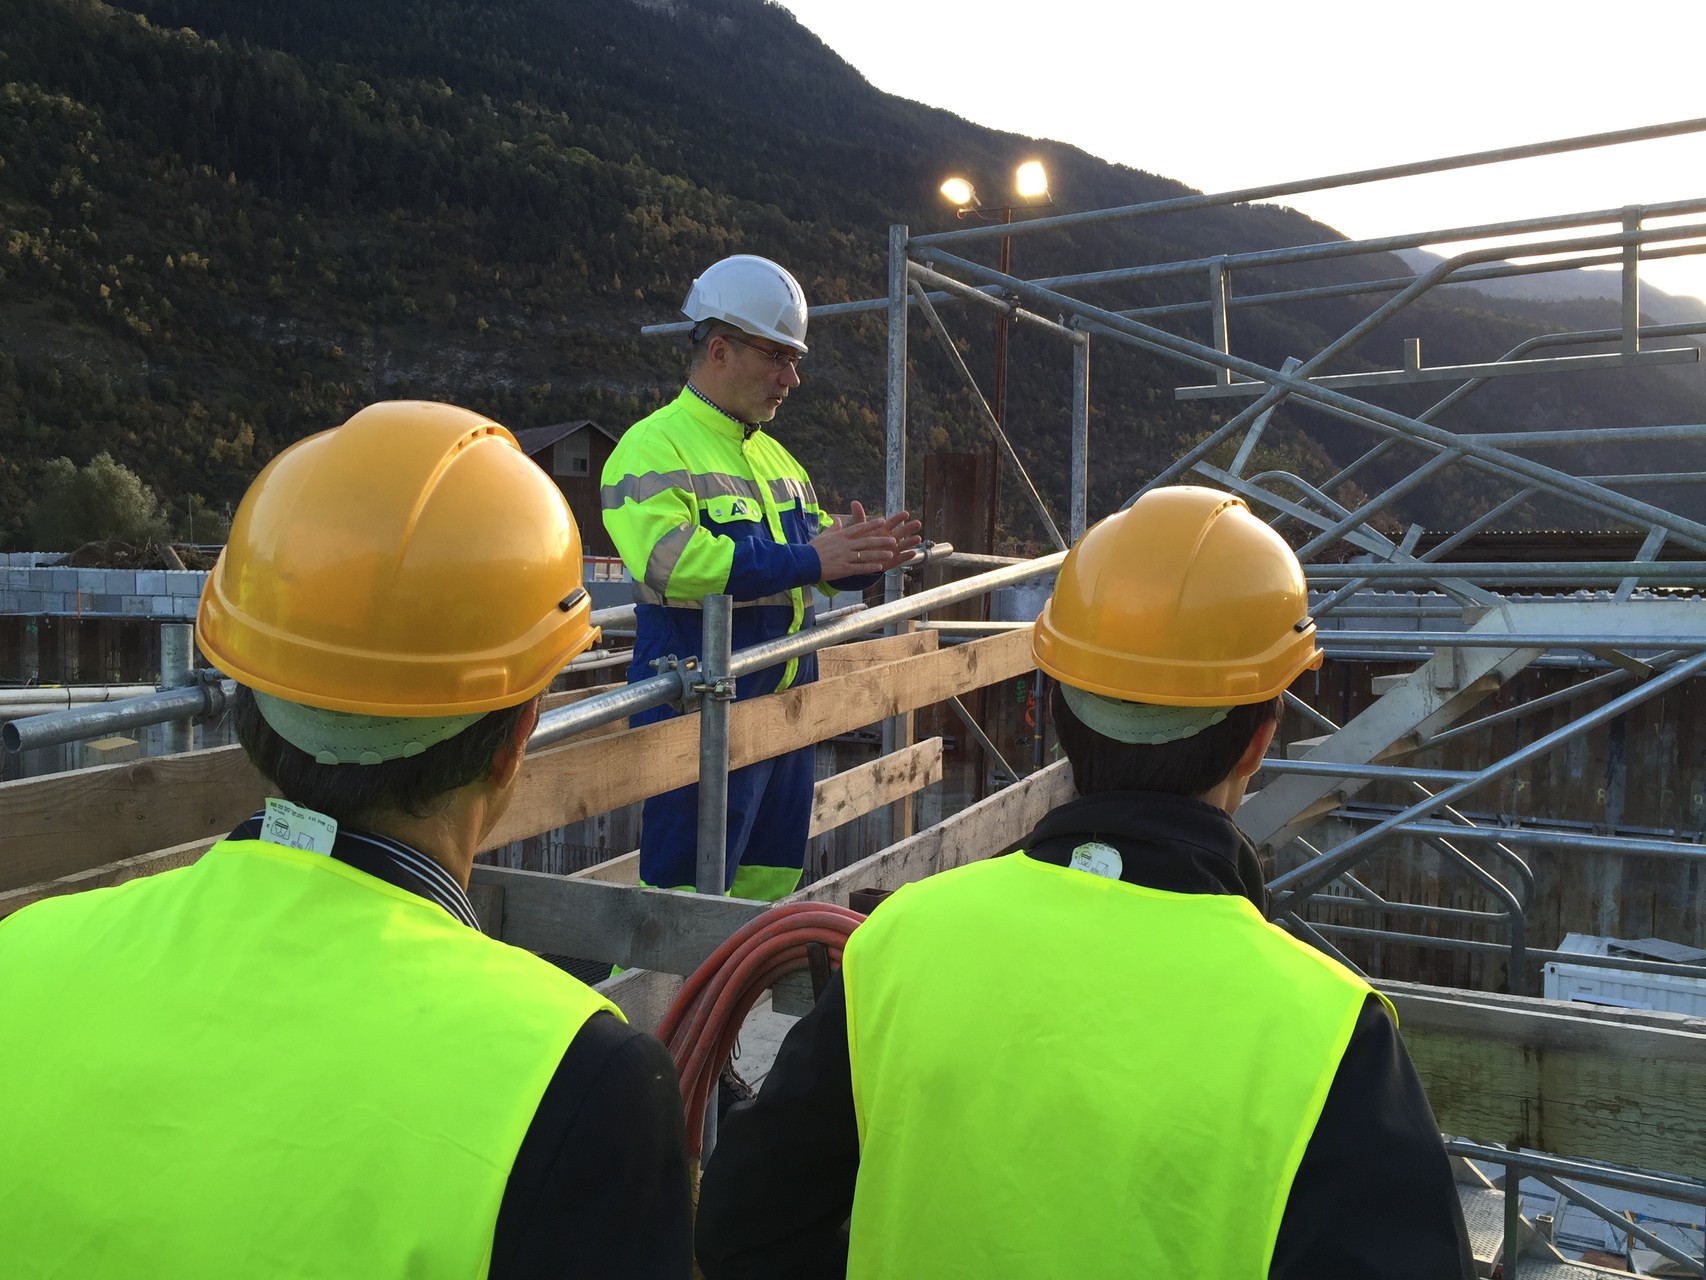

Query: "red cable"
left=659, top=902, right=865, bottom=1157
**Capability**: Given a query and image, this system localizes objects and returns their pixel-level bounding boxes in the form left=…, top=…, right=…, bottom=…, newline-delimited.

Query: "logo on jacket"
left=708, top=495, right=762, bottom=524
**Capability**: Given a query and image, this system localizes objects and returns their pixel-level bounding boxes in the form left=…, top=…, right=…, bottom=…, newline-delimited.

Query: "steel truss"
left=870, top=117, right=1706, bottom=998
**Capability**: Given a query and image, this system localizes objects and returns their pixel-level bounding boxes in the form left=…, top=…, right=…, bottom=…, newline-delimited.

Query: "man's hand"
left=812, top=502, right=924, bottom=579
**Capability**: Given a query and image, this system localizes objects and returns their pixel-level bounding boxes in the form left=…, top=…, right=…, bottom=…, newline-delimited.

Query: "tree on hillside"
left=25, top=453, right=173, bottom=550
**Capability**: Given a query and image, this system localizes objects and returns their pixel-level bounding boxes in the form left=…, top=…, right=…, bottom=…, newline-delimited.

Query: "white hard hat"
left=683, top=255, right=809, bottom=353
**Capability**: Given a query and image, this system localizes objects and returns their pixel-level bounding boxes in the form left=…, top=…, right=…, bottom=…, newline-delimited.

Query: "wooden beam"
left=600, top=966, right=687, bottom=1034
left=0, top=835, right=217, bottom=918
left=1380, top=979, right=1706, bottom=1174
left=5, top=632, right=1028, bottom=912
left=0, top=748, right=265, bottom=893
left=572, top=738, right=946, bottom=885
left=481, top=761, right=1067, bottom=973
left=472, top=866, right=766, bottom=974
left=816, top=629, right=937, bottom=680
left=0, top=681, right=627, bottom=894
left=799, top=759, right=1075, bottom=906
left=487, top=627, right=1033, bottom=849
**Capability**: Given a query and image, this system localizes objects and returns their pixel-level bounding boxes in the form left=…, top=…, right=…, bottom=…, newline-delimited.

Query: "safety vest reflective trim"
left=632, top=585, right=798, bottom=610
left=726, top=861, right=804, bottom=903
left=602, top=469, right=767, bottom=509
left=768, top=476, right=817, bottom=509
left=601, top=469, right=693, bottom=509
left=643, top=524, right=697, bottom=596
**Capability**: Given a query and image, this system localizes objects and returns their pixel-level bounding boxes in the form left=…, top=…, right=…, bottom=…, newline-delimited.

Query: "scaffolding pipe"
left=3, top=679, right=235, bottom=754
left=694, top=595, right=734, bottom=899
left=1268, top=650, right=1706, bottom=915
left=912, top=117, right=1706, bottom=247
left=528, top=551, right=1067, bottom=751
left=160, top=623, right=195, bottom=754
left=917, top=234, right=1706, bottom=551
left=0, top=685, right=156, bottom=706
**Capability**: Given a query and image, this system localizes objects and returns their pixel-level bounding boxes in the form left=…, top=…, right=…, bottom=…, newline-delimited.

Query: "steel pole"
left=694, top=595, right=734, bottom=898
left=885, top=223, right=908, bottom=607
left=1071, top=332, right=1090, bottom=541
left=987, top=212, right=1010, bottom=558
left=159, top=623, right=195, bottom=754
left=695, top=599, right=734, bottom=1166
left=3, top=680, right=235, bottom=754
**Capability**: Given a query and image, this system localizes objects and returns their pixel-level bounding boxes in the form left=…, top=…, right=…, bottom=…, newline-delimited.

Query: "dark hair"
left=1051, top=684, right=1281, bottom=798
left=688, top=318, right=741, bottom=372
left=232, top=684, right=531, bottom=827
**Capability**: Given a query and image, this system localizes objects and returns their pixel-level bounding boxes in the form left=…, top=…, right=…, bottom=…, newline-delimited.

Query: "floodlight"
left=1015, top=161, right=1050, bottom=202
left=940, top=177, right=980, bottom=210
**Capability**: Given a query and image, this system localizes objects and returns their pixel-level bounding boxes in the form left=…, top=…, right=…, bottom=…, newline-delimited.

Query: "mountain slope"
left=1, top=0, right=1700, bottom=547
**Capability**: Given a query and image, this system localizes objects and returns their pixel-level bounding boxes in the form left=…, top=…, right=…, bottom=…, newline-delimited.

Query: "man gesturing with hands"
left=602, top=254, right=921, bottom=904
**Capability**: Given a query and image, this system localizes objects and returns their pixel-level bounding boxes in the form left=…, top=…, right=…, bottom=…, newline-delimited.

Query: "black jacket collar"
left=1020, top=790, right=1269, bottom=913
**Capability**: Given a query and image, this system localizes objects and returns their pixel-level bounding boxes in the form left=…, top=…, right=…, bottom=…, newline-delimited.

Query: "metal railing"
left=1443, top=1139, right=1705, bottom=1278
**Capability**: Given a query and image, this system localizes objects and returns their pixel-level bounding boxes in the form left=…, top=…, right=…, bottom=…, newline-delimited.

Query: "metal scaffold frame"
left=872, top=116, right=1706, bottom=1004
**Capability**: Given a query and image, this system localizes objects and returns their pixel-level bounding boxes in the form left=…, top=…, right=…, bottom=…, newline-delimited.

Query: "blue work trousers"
left=637, top=739, right=814, bottom=902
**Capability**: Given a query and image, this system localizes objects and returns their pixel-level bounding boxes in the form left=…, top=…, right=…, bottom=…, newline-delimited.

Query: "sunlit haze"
left=779, top=0, right=1706, bottom=305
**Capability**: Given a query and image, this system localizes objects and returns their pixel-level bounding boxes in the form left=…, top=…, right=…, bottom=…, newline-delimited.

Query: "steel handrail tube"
left=1531, top=1173, right=1705, bottom=1275
left=1386, top=822, right=1706, bottom=861
left=527, top=552, right=1065, bottom=752
left=3, top=680, right=235, bottom=754
left=1441, top=1139, right=1706, bottom=1204
left=1320, top=923, right=1706, bottom=982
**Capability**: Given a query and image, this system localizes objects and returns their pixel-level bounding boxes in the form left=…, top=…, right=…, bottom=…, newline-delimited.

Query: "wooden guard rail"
left=3, top=623, right=1705, bottom=1180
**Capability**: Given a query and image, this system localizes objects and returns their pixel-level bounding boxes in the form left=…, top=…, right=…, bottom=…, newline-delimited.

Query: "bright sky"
left=778, top=0, right=1706, bottom=305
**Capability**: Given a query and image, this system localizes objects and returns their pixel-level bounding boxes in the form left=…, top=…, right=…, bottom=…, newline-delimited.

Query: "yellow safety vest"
left=0, top=838, right=618, bottom=1278
left=841, top=852, right=1390, bottom=1278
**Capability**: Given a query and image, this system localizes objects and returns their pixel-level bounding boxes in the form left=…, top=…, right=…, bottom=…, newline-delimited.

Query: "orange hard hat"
left=1032, top=486, right=1322, bottom=706
left=197, top=401, right=598, bottom=716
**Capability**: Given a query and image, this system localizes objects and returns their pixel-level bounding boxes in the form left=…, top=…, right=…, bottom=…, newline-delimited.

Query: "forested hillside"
left=2, top=0, right=1701, bottom=548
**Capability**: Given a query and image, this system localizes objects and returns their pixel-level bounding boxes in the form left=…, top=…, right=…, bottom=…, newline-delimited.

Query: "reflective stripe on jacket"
left=0, top=839, right=617, bottom=1278
left=601, top=387, right=832, bottom=697
left=841, top=852, right=1390, bottom=1278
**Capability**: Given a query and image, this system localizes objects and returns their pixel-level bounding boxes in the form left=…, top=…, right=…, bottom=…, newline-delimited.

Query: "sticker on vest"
left=1068, top=841, right=1124, bottom=880
left=261, top=797, right=339, bottom=855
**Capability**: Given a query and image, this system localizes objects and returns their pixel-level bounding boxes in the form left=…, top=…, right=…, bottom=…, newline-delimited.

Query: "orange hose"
left=659, top=902, right=865, bottom=1157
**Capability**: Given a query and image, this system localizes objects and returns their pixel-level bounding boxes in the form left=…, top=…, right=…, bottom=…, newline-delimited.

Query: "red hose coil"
left=658, top=902, right=865, bottom=1157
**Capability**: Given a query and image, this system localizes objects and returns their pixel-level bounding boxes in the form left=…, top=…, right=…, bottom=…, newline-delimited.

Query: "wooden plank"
left=812, top=737, right=941, bottom=838
left=800, top=758, right=1076, bottom=902
left=487, top=628, right=1034, bottom=850
left=1380, top=980, right=1706, bottom=1173
left=0, top=681, right=626, bottom=893
left=0, top=747, right=266, bottom=893
left=487, top=760, right=1071, bottom=1014
left=571, top=738, right=946, bottom=886
left=0, top=835, right=217, bottom=918
left=816, top=629, right=937, bottom=680
left=598, top=966, right=686, bottom=1035
left=6, top=633, right=1027, bottom=908
left=471, top=866, right=766, bottom=975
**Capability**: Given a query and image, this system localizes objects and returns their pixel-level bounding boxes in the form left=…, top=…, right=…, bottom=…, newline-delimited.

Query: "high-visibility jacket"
left=0, top=838, right=618, bottom=1279
left=601, top=387, right=834, bottom=697
left=841, top=852, right=1390, bottom=1278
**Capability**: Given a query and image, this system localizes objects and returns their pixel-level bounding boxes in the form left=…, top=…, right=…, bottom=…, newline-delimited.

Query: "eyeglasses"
left=723, top=334, right=805, bottom=368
